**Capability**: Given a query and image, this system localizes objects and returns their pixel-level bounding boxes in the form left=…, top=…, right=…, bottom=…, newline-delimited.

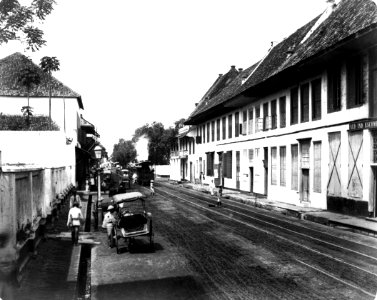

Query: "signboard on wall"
left=349, top=119, right=377, bottom=131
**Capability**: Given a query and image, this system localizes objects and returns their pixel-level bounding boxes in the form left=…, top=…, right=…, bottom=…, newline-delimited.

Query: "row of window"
left=196, top=56, right=364, bottom=144
left=203, top=142, right=322, bottom=193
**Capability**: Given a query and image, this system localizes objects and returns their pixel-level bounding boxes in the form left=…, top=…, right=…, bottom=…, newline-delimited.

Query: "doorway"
left=190, top=162, right=193, bottom=183
left=264, top=147, right=268, bottom=196
left=249, top=167, right=254, bottom=193
left=301, top=169, right=310, bottom=202
left=371, top=167, right=377, bottom=218
left=236, top=151, right=240, bottom=189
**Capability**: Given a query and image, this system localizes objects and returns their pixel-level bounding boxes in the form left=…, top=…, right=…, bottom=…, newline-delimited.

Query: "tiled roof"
left=187, top=63, right=258, bottom=122
left=240, top=0, right=377, bottom=93
left=0, top=52, right=83, bottom=109
left=187, top=0, right=377, bottom=123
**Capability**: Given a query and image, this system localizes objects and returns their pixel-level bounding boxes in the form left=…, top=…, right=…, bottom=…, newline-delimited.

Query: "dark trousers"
left=71, top=226, right=80, bottom=245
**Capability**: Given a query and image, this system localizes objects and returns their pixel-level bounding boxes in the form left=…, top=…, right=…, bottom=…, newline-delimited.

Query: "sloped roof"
left=0, top=52, right=83, bottom=109
left=187, top=63, right=258, bottom=122
left=187, top=0, right=377, bottom=123
left=240, top=0, right=377, bottom=93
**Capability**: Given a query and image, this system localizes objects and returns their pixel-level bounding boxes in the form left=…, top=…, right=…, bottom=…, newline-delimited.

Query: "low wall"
left=0, top=166, right=73, bottom=279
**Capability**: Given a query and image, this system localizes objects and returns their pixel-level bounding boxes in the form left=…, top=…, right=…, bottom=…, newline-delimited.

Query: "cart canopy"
left=112, top=192, right=144, bottom=203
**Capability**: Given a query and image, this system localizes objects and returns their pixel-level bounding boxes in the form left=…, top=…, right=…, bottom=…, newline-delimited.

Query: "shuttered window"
left=313, top=142, right=321, bottom=192
left=291, top=87, right=299, bottom=125
left=271, top=147, right=277, bottom=185
left=291, top=144, right=298, bottom=190
left=222, top=117, right=226, bottom=140
left=248, top=109, right=254, bottom=134
left=347, top=56, right=365, bottom=108
left=271, top=99, right=277, bottom=129
left=312, top=78, right=322, bottom=120
left=279, top=96, right=286, bottom=128
left=206, top=152, right=214, bottom=176
left=348, top=131, right=363, bottom=198
left=223, top=151, right=232, bottom=178
left=216, top=119, right=220, bottom=141
left=300, top=83, right=309, bottom=123
left=280, top=146, right=286, bottom=186
left=235, top=112, right=240, bottom=137
left=255, top=107, right=260, bottom=132
left=228, top=115, right=232, bottom=139
left=249, top=149, right=254, bottom=162
left=328, top=132, right=342, bottom=196
left=328, top=65, right=342, bottom=113
left=202, top=125, right=206, bottom=144
left=211, top=121, right=215, bottom=142
left=207, top=123, right=210, bottom=143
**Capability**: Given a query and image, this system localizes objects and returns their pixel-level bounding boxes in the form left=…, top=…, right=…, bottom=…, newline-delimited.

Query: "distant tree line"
left=112, top=118, right=185, bottom=168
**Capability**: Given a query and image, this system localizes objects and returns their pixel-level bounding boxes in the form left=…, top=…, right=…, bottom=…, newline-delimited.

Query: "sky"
left=0, top=0, right=329, bottom=153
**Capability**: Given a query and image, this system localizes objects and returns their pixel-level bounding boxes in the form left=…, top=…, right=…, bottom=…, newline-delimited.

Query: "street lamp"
left=94, top=145, right=103, bottom=229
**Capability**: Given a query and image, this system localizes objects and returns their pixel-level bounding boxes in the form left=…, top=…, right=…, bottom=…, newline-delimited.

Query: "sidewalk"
left=177, top=181, right=377, bottom=238
left=11, top=192, right=90, bottom=300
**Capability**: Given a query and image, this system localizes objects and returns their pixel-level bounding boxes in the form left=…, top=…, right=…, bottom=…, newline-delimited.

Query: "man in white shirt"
left=102, top=205, right=117, bottom=247
left=67, top=202, right=83, bottom=245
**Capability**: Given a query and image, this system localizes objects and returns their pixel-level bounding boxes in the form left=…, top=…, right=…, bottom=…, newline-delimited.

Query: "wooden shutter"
left=347, top=131, right=363, bottom=198
left=327, top=132, right=341, bottom=196
left=280, top=146, right=286, bottom=186
left=271, top=147, right=277, bottom=185
left=291, top=144, right=298, bottom=190
left=313, top=142, right=321, bottom=192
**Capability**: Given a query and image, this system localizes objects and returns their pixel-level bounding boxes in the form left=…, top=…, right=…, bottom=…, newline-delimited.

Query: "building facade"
left=171, top=0, right=377, bottom=217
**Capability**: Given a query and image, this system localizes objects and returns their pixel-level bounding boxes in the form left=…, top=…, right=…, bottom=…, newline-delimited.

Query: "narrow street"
left=9, top=181, right=377, bottom=300
left=136, top=181, right=377, bottom=300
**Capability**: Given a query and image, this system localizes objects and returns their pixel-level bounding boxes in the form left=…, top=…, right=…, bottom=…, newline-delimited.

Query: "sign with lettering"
left=349, top=119, right=377, bottom=131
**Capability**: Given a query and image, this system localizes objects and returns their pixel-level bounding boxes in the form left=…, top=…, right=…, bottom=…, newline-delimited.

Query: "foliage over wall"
left=0, top=114, right=59, bottom=131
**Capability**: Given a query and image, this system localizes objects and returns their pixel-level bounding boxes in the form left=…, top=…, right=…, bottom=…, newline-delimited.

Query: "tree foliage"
left=40, top=56, right=60, bottom=128
left=132, top=119, right=184, bottom=165
left=17, top=65, right=40, bottom=126
left=112, top=139, right=137, bottom=169
left=0, top=0, right=55, bottom=51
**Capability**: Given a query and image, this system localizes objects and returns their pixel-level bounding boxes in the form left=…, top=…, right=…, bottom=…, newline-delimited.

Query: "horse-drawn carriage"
left=111, top=192, right=154, bottom=254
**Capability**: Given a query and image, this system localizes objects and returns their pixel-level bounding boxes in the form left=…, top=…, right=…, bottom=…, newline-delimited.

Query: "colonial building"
left=172, top=0, right=377, bottom=217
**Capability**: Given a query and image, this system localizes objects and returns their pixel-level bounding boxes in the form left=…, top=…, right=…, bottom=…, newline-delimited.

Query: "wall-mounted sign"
left=349, top=119, right=377, bottom=131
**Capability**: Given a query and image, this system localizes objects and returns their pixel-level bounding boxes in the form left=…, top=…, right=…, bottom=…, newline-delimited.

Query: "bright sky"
left=0, top=0, right=328, bottom=152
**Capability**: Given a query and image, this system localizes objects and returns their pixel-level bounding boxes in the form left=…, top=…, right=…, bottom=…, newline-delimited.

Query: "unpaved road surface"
left=133, top=182, right=377, bottom=300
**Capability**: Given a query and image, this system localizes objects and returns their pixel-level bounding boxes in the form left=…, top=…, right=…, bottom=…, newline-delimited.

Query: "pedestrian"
left=209, top=179, right=215, bottom=196
left=69, top=187, right=82, bottom=208
left=67, top=202, right=83, bottom=246
left=217, top=185, right=223, bottom=207
left=102, top=205, right=117, bottom=248
left=150, top=179, right=155, bottom=197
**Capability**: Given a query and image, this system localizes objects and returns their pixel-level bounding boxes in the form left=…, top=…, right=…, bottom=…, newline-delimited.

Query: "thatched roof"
left=0, top=52, right=83, bottom=109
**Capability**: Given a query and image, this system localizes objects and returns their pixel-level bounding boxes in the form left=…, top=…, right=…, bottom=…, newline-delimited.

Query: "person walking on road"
left=67, top=202, right=83, bottom=246
left=102, top=205, right=117, bottom=247
left=69, top=187, right=82, bottom=208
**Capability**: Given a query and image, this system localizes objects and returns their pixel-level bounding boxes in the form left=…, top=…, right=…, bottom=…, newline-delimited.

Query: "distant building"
left=171, top=0, right=377, bottom=217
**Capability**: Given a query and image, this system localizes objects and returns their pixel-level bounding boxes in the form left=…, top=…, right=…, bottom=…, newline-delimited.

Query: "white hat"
left=108, top=205, right=114, bottom=211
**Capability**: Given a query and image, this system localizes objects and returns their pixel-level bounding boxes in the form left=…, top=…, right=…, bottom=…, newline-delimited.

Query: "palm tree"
left=40, top=56, right=60, bottom=129
left=17, top=67, right=41, bottom=127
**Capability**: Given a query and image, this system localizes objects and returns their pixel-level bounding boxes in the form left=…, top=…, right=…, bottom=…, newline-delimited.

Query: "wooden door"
left=301, top=169, right=310, bottom=202
left=328, top=132, right=341, bottom=196
left=236, top=151, right=240, bottom=189
left=250, top=167, right=254, bottom=193
left=347, top=131, right=363, bottom=198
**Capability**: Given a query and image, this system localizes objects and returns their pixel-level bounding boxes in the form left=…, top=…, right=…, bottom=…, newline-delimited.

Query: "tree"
left=112, top=139, right=137, bottom=168
left=17, top=66, right=40, bottom=126
left=40, top=56, right=60, bottom=129
left=132, top=119, right=185, bottom=165
left=0, top=0, right=55, bottom=51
